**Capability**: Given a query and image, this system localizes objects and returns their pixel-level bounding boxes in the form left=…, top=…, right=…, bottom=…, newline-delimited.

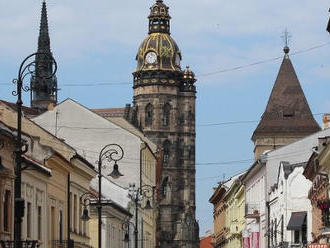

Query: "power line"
left=197, top=41, right=330, bottom=77
left=0, top=42, right=329, bottom=87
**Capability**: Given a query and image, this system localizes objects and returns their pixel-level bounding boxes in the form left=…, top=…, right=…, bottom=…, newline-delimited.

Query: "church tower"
left=252, top=45, right=320, bottom=160
left=30, top=1, right=58, bottom=112
left=132, top=1, right=199, bottom=247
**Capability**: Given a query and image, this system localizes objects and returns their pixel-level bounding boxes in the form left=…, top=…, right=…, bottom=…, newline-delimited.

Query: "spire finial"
left=281, top=28, right=291, bottom=56
left=38, top=0, right=50, bottom=53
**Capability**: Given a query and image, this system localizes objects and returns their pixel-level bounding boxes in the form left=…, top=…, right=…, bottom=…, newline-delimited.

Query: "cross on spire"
left=281, top=28, right=291, bottom=55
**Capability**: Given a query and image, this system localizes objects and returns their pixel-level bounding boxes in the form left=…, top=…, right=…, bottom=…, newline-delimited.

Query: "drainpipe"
left=140, top=142, right=147, bottom=188
left=266, top=201, right=270, bottom=248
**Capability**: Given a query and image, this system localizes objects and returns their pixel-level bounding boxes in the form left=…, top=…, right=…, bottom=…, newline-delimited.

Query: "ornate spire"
left=148, top=0, right=171, bottom=34
left=30, top=1, right=58, bottom=112
left=38, top=1, right=51, bottom=53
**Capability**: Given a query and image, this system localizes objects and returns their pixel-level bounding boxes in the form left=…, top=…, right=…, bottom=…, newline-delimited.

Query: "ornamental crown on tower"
left=148, top=0, right=171, bottom=34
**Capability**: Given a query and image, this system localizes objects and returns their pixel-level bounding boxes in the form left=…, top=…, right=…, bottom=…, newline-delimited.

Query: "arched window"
left=145, top=103, right=153, bottom=126
left=161, top=177, right=169, bottom=197
left=163, top=103, right=171, bottom=126
left=3, top=190, right=11, bottom=232
left=163, top=140, right=171, bottom=164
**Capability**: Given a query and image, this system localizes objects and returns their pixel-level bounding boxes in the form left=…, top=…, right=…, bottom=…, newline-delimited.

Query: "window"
left=274, top=218, right=277, bottom=244
left=322, top=208, right=330, bottom=227
left=59, top=210, right=63, bottom=242
left=27, top=202, right=32, bottom=238
left=74, top=194, right=77, bottom=232
left=3, top=190, right=10, bottom=232
left=163, top=140, right=170, bottom=164
left=163, top=103, right=171, bottom=126
left=51, top=205, right=55, bottom=241
left=161, top=177, right=168, bottom=197
left=271, top=220, right=273, bottom=245
left=294, top=230, right=300, bottom=243
left=38, top=206, right=42, bottom=240
left=145, top=104, right=153, bottom=126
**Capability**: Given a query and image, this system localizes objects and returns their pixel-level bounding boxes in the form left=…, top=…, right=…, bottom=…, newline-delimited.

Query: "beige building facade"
left=0, top=101, right=96, bottom=248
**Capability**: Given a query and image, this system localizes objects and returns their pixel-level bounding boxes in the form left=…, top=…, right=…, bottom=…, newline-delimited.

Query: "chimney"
left=322, top=114, right=330, bottom=130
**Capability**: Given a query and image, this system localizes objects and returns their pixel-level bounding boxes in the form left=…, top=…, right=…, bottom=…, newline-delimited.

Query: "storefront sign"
left=308, top=244, right=329, bottom=248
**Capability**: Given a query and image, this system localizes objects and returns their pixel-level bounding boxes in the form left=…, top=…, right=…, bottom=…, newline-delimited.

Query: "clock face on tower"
left=145, top=51, right=157, bottom=64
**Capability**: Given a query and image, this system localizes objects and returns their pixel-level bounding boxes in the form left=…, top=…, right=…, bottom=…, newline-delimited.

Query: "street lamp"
left=128, top=183, right=155, bottom=248
left=327, top=8, right=330, bottom=33
left=122, top=220, right=136, bottom=248
left=12, top=52, right=57, bottom=248
left=81, top=144, right=124, bottom=248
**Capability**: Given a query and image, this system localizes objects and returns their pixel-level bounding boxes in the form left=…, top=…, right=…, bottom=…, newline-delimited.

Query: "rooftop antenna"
left=281, top=28, right=291, bottom=57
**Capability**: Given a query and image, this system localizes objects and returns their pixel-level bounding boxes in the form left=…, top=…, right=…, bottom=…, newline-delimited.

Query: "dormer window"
left=283, top=110, right=295, bottom=118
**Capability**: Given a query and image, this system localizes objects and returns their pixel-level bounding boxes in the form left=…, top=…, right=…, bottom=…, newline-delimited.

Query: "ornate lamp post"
left=12, top=52, right=57, bottom=248
left=128, top=183, right=154, bottom=248
left=122, top=220, right=136, bottom=248
left=327, top=8, right=330, bottom=33
left=81, top=144, right=124, bottom=248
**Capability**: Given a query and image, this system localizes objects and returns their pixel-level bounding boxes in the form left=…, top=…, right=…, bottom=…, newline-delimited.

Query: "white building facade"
left=242, top=160, right=267, bottom=248
left=269, top=162, right=312, bottom=247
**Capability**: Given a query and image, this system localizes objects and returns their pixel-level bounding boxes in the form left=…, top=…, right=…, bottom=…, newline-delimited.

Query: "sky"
left=1, top=0, right=330, bottom=236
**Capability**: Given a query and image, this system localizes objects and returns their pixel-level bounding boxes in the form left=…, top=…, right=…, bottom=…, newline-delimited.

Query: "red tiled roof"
left=252, top=55, right=320, bottom=140
left=0, top=100, right=40, bottom=118
left=200, top=236, right=213, bottom=248
left=92, top=107, right=125, bottom=118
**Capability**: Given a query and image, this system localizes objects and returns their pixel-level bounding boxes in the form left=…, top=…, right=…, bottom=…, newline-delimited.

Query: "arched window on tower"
left=163, top=103, right=171, bottom=126
left=161, top=177, right=169, bottom=197
left=145, top=103, right=153, bottom=126
left=163, top=140, right=171, bottom=164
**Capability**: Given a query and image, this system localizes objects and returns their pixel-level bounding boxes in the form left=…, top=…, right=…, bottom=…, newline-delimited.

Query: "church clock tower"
left=132, top=1, right=199, bottom=247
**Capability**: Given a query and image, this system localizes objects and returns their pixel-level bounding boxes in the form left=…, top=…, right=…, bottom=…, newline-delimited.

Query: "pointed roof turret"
left=252, top=46, right=320, bottom=141
left=30, top=1, right=58, bottom=112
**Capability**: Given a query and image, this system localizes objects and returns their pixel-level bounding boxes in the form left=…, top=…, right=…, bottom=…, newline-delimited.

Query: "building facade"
left=269, top=162, right=312, bottom=247
left=129, top=1, right=199, bottom=247
left=304, top=136, right=330, bottom=244
left=0, top=100, right=96, bottom=248
left=33, top=99, right=159, bottom=248
left=223, top=174, right=245, bottom=248
left=242, top=161, right=267, bottom=248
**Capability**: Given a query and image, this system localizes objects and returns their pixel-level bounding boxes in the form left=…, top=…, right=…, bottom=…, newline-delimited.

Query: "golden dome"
left=136, top=32, right=182, bottom=72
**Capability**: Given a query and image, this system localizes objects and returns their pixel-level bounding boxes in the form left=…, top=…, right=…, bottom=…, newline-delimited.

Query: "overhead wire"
left=0, top=42, right=329, bottom=87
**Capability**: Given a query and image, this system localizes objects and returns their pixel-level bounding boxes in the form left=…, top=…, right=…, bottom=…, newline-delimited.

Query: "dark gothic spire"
left=148, top=0, right=171, bottom=34
left=252, top=46, right=320, bottom=141
left=38, top=1, right=51, bottom=53
left=30, top=1, right=58, bottom=112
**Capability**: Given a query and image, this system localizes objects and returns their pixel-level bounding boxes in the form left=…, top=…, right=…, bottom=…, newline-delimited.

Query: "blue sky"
left=1, top=0, right=330, bottom=235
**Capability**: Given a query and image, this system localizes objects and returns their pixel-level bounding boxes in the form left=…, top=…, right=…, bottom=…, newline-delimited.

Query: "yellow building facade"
left=224, top=178, right=245, bottom=248
left=0, top=101, right=96, bottom=248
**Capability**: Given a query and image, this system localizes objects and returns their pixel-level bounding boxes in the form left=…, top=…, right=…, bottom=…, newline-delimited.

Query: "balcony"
left=51, top=240, right=93, bottom=248
left=245, top=203, right=260, bottom=219
left=276, top=242, right=307, bottom=248
left=0, top=241, right=39, bottom=248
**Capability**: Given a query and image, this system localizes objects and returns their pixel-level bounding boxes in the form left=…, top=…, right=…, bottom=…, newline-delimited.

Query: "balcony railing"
left=275, top=242, right=307, bottom=248
left=51, top=240, right=93, bottom=248
left=0, top=241, right=39, bottom=248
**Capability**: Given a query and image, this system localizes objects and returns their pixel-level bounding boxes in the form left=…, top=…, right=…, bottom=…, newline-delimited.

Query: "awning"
left=287, top=212, right=307, bottom=230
